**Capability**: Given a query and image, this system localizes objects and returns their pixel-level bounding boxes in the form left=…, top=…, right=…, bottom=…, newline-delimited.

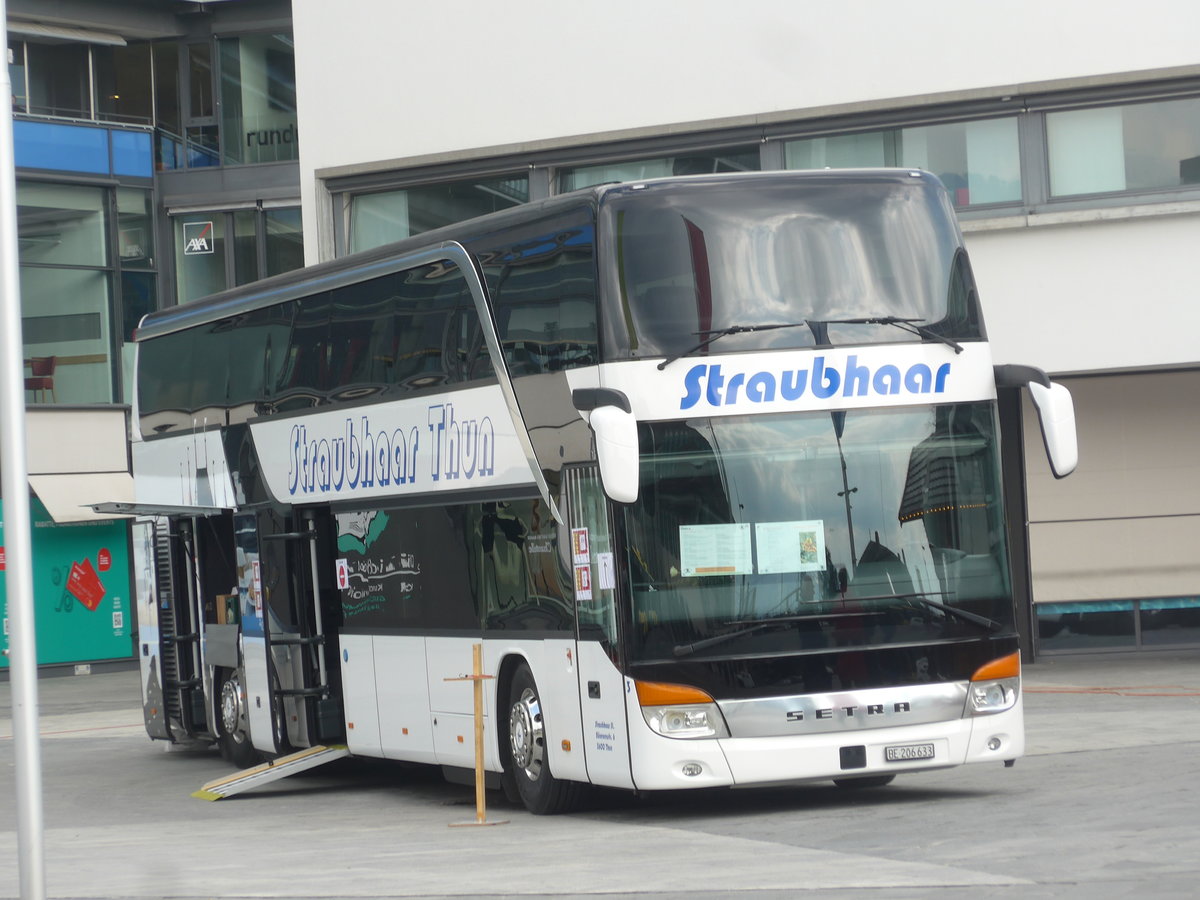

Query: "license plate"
left=885, top=742, right=935, bottom=762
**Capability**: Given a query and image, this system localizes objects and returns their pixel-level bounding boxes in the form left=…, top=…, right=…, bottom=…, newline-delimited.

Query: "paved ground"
left=2, top=650, right=1198, bottom=899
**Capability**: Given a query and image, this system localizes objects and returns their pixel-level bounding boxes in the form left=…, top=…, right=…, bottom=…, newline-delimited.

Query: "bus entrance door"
left=244, top=509, right=342, bottom=757
left=564, top=466, right=635, bottom=790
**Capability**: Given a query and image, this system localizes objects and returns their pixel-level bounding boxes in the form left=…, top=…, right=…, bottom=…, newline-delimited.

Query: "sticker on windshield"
left=755, top=520, right=826, bottom=575
left=679, top=523, right=753, bottom=577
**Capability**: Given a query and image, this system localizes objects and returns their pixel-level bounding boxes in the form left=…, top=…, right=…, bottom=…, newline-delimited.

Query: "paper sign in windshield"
left=679, top=523, right=753, bottom=577
left=756, top=520, right=826, bottom=574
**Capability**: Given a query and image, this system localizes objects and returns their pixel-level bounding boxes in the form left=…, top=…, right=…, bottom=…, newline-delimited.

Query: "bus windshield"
left=600, top=173, right=980, bottom=360
left=622, top=402, right=1012, bottom=663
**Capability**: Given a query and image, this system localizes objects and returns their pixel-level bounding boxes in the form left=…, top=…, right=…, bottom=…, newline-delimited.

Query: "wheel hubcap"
left=220, top=674, right=246, bottom=742
left=509, top=687, right=545, bottom=780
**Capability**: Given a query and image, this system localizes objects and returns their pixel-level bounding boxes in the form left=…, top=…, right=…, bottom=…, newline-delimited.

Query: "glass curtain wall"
left=26, top=42, right=90, bottom=118
left=558, top=146, right=761, bottom=192
left=94, top=43, right=154, bottom=125
left=18, top=182, right=115, bottom=403
left=349, top=175, right=529, bottom=253
left=174, top=207, right=305, bottom=303
left=1047, top=97, right=1200, bottom=196
left=219, top=34, right=298, bottom=165
left=785, top=119, right=1021, bottom=208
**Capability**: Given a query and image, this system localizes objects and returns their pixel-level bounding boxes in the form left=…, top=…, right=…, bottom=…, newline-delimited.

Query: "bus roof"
left=136, top=168, right=945, bottom=342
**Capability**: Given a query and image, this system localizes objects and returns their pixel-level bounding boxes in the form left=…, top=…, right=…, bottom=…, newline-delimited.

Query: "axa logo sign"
left=679, top=354, right=952, bottom=411
left=182, top=221, right=215, bottom=255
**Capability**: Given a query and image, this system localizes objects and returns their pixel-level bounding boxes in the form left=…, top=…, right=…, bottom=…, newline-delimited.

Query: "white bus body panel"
left=339, top=633, right=383, bottom=757
left=574, top=642, right=635, bottom=790
left=132, top=431, right=238, bottom=510
left=569, top=343, right=998, bottom=424
left=248, top=384, right=537, bottom=508
left=243, top=633, right=275, bottom=755
left=623, top=689, right=1024, bottom=790
left=485, top=638, right=589, bottom=783
left=426, top=636, right=484, bottom=770
left=374, top=635, right=435, bottom=763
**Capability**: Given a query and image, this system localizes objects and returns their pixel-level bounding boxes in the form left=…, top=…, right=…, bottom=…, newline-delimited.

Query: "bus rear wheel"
left=506, top=663, right=583, bottom=815
left=216, top=667, right=258, bottom=769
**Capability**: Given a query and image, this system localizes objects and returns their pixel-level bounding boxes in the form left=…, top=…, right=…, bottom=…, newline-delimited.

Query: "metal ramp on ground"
left=192, top=744, right=350, bottom=800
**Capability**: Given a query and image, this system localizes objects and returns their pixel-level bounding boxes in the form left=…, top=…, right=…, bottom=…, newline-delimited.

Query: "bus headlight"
left=635, top=680, right=730, bottom=739
left=968, top=652, right=1020, bottom=716
left=969, top=677, right=1019, bottom=715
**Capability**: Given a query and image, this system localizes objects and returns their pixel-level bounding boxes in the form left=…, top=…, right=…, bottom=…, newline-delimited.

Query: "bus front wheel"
left=506, top=663, right=582, bottom=815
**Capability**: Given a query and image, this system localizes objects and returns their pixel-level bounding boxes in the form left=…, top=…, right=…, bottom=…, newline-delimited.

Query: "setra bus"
left=122, top=170, right=1077, bottom=813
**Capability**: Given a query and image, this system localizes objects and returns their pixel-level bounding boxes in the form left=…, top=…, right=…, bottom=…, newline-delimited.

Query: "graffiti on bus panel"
left=334, top=510, right=420, bottom=620
left=332, top=507, right=475, bottom=630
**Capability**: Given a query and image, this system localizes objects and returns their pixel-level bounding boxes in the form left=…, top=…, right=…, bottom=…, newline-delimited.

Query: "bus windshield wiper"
left=657, top=322, right=811, bottom=370
left=818, top=316, right=963, bottom=354
left=859, top=591, right=1002, bottom=632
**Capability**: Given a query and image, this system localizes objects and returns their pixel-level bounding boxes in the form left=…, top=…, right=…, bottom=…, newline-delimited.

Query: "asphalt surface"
left=2, top=650, right=1198, bottom=899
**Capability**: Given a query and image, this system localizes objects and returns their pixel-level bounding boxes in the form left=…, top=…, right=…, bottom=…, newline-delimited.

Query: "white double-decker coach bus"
left=124, top=170, right=1077, bottom=813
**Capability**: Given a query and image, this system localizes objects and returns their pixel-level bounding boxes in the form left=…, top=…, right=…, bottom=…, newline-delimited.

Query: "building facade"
left=4, top=0, right=1198, bottom=665
left=291, top=0, right=1200, bottom=656
left=2, top=0, right=303, bottom=670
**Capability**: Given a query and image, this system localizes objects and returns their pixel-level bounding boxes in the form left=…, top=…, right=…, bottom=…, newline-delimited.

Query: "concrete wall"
left=965, top=209, right=1200, bottom=374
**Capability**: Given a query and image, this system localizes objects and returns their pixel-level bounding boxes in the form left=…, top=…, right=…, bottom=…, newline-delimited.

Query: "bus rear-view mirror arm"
left=994, top=364, right=1078, bottom=479
left=573, top=388, right=640, bottom=503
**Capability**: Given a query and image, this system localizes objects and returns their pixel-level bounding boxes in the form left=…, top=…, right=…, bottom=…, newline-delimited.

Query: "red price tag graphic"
left=67, top=558, right=107, bottom=611
left=97, top=548, right=112, bottom=572
left=0, top=546, right=5, bottom=571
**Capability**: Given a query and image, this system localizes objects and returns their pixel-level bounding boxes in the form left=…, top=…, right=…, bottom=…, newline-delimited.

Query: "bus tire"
left=833, top=774, right=895, bottom=789
left=506, top=663, right=583, bottom=815
left=216, top=667, right=258, bottom=769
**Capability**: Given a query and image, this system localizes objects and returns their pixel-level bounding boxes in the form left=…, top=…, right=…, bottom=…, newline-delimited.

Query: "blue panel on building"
left=111, top=130, right=153, bottom=177
left=14, top=120, right=109, bottom=174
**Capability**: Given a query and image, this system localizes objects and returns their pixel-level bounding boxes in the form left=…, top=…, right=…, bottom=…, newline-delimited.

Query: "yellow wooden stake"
left=445, top=643, right=508, bottom=827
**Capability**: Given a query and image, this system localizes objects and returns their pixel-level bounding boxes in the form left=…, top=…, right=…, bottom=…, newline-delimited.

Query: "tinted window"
left=392, top=262, right=470, bottom=390
left=474, top=499, right=572, bottom=632
left=599, top=174, right=973, bottom=360
left=472, top=210, right=598, bottom=376
left=335, top=506, right=477, bottom=631
left=138, top=329, right=196, bottom=433
left=273, top=293, right=330, bottom=409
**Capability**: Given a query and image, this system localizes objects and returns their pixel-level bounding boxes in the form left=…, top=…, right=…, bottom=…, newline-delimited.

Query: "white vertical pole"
left=0, top=4, right=48, bottom=897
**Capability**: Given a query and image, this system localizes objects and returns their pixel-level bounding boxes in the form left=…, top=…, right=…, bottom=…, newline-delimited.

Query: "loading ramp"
left=192, top=744, right=350, bottom=800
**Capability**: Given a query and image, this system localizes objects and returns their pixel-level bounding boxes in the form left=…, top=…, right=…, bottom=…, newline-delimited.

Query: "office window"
left=173, top=207, right=305, bottom=304
left=18, top=182, right=116, bottom=404
left=265, top=208, right=304, bottom=277
left=174, top=213, right=227, bottom=303
left=349, top=175, right=529, bottom=253
left=117, top=188, right=154, bottom=270
left=1047, top=97, right=1200, bottom=196
left=94, top=43, right=154, bottom=125
left=219, top=34, right=298, bottom=165
left=9, top=41, right=27, bottom=113
left=26, top=42, right=90, bottom=118
left=559, top=146, right=760, bottom=192
left=786, top=118, right=1021, bottom=207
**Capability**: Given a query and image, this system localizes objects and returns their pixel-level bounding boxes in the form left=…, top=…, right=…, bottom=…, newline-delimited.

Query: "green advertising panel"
left=0, top=497, right=133, bottom=667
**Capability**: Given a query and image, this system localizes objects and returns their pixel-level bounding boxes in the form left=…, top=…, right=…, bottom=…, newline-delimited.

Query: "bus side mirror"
left=573, top=388, right=640, bottom=503
left=1029, top=381, right=1078, bottom=479
left=994, top=365, right=1078, bottom=479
